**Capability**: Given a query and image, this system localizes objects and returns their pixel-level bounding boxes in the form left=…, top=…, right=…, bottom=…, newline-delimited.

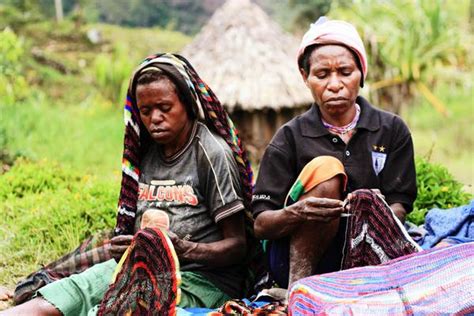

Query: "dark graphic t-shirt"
left=136, top=122, right=246, bottom=297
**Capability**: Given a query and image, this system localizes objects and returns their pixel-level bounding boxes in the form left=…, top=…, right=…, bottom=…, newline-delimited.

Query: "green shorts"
left=38, top=259, right=230, bottom=316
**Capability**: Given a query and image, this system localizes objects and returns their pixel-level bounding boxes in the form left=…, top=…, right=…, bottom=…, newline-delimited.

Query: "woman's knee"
left=304, top=175, right=344, bottom=199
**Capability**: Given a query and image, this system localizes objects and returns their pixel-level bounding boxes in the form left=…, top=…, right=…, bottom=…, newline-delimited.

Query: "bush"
left=0, top=4, right=42, bottom=30
left=0, top=28, right=29, bottom=105
left=0, top=159, right=118, bottom=285
left=407, top=157, right=472, bottom=225
left=0, top=158, right=80, bottom=200
left=0, top=126, right=24, bottom=174
left=94, top=43, right=134, bottom=104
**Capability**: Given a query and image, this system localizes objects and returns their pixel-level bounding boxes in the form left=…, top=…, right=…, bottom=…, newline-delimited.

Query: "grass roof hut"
left=181, top=0, right=313, bottom=164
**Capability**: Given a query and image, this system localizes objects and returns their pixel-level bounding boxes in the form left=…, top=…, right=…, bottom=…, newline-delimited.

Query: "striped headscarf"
left=115, top=53, right=254, bottom=235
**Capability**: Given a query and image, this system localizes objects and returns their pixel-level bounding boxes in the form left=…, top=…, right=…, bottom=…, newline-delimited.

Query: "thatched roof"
left=181, top=0, right=313, bottom=112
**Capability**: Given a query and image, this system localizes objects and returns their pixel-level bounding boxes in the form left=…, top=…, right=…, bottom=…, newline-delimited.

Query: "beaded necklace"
left=322, top=103, right=361, bottom=143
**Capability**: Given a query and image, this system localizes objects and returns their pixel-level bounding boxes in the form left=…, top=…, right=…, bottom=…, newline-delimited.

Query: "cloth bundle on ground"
left=289, top=242, right=474, bottom=315
left=217, top=299, right=286, bottom=315
left=406, top=200, right=474, bottom=249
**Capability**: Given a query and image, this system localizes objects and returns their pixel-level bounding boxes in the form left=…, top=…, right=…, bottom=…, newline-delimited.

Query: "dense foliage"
left=331, top=0, right=472, bottom=114
left=0, top=28, right=28, bottom=105
left=1, top=0, right=217, bottom=35
left=94, top=43, right=134, bottom=103
left=288, top=0, right=332, bottom=29
left=96, top=0, right=210, bottom=34
left=2, top=0, right=342, bottom=35
left=0, top=28, right=29, bottom=172
left=408, top=157, right=472, bottom=225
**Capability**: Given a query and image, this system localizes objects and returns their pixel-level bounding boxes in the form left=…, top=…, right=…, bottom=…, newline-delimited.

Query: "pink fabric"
left=297, top=18, right=368, bottom=83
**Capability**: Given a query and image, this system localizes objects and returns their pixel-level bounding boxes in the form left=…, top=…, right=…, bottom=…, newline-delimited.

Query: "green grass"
left=0, top=159, right=118, bottom=287
left=0, top=95, right=123, bottom=177
left=401, top=83, right=474, bottom=194
left=0, top=96, right=123, bottom=290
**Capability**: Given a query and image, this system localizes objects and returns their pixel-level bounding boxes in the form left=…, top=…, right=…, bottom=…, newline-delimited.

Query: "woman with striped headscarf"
left=5, top=54, right=254, bottom=315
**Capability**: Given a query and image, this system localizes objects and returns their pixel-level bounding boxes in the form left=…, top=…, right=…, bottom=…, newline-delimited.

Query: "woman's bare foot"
left=0, top=287, right=12, bottom=301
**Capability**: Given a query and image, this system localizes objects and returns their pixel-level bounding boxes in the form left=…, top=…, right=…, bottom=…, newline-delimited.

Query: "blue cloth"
left=404, top=221, right=427, bottom=243
left=419, top=200, right=474, bottom=249
left=177, top=299, right=273, bottom=315
left=177, top=307, right=213, bottom=316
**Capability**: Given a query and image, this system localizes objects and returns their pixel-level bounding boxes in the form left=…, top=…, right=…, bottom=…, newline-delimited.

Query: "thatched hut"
left=181, top=0, right=313, bottom=164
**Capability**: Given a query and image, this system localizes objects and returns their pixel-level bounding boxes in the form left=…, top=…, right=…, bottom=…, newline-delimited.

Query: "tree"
left=54, top=0, right=63, bottom=22
left=289, top=0, right=332, bottom=30
left=331, top=0, right=469, bottom=114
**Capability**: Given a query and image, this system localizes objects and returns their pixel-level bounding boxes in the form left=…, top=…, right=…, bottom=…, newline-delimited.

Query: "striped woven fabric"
left=341, top=189, right=421, bottom=270
left=289, top=242, right=474, bottom=315
left=97, top=227, right=180, bottom=315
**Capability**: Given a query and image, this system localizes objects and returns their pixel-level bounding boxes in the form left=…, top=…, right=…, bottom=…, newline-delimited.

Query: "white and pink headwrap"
left=297, top=17, right=368, bottom=87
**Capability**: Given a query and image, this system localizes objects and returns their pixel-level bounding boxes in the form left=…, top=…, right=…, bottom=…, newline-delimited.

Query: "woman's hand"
left=345, top=189, right=406, bottom=222
left=167, top=231, right=196, bottom=259
left=285, top=197, right=344, bottom=222
left=254, top=197, right=344, bottom=240
left=166, top=213, right=246, bottom=267
left=345, top=189, right=385, bottom=211
left=110, top=235, right=133, bottom=260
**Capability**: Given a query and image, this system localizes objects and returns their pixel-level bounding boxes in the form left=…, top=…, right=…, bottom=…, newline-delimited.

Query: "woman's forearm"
left=170, top=212, right=247, bottom=267
left=176, top=237, right=246, bottom=267
left=254, top=208, right=300, bottom=240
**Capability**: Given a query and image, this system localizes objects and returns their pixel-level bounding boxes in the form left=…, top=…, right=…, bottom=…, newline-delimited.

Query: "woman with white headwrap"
left=252, top=17, right=417, bottom=288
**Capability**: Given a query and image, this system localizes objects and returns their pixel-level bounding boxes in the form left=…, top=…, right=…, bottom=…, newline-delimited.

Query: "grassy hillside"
left=92, top=23, right=191, bottom=56
left=2, top=21, right=191, bottom=174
